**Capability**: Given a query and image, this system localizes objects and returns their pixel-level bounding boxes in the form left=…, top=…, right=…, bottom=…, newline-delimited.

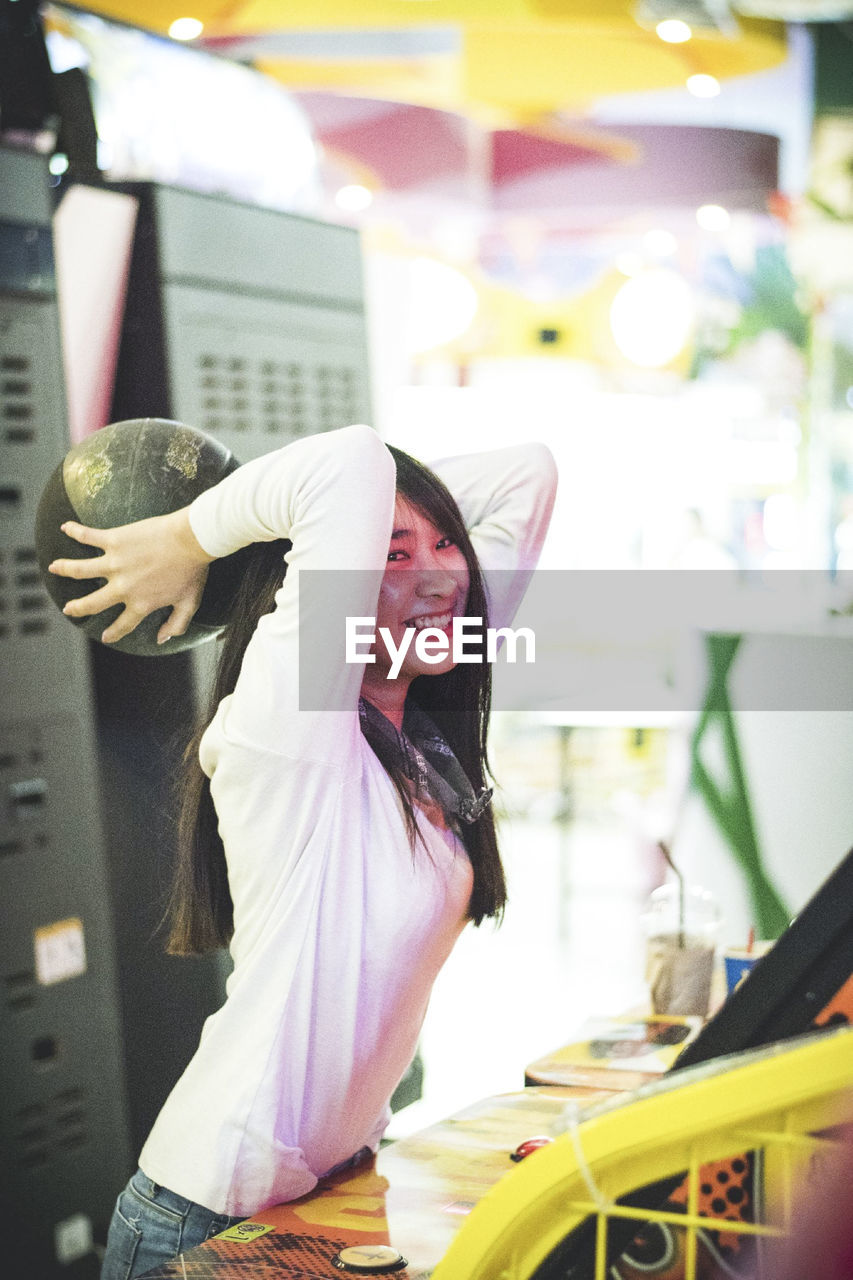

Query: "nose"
left=413, top=545, right=463, bottom=599
left=414, top=564, right=459, bottom=600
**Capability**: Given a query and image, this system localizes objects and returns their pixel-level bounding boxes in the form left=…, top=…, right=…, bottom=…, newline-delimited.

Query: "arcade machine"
left=0, top=146, right=131, bottom=1278
left=117, top=845, right=853, bottom=1280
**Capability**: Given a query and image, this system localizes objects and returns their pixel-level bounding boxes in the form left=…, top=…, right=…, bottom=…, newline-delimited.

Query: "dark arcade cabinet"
left=1, top=138, right=417, bottom=1277
left=0, top=145, right=132, bottom=1279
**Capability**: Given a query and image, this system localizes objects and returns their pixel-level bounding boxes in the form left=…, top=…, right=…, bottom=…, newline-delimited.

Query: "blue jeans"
left=101, top=1169, right=245, bottom=1280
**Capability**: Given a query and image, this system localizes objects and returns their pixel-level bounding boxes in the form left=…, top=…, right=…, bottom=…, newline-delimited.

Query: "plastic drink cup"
left=644, top=883, right=721, bottom=1018
left=723, top=941, right=774, bottom=994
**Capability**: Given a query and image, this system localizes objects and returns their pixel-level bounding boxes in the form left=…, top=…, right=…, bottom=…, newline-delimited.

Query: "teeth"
left=408, top=612, right=452, bottom=631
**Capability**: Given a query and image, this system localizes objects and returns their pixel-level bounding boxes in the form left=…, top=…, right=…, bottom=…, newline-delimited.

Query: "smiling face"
left=370, top=495, right=470, bottom=685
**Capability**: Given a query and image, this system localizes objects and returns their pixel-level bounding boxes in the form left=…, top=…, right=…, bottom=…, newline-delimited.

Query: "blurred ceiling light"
left=335, top=184, right=374, bottom=212
left=49, top=153, right=69, bottom=176
left=610, top=268, right=694, bottom=367
left=406, top=257, right=478, bottom=355
left=687, top=73, right=721, bottom=97
left=696, top=203, right=731, bottom=231
left=168, top=17, right=204, bottom=41
left=643, top=228, right=678, bottom=257
left=656, top=19, right=693, bottom=41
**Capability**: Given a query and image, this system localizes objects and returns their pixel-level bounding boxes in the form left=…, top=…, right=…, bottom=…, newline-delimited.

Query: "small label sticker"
left=218, top=1222, right=275, bottom=1243
left=35, top=918, right=86, bottom=986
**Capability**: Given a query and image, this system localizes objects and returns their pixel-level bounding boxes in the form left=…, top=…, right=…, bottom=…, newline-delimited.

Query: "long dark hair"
left=166, top=445, right=505, bottom=955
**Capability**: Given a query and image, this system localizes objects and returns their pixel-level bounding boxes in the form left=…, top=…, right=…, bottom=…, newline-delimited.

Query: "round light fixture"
left=406, top=257, right=479, bottom=355
left=687, top=73, right=721, bottom=98
left=168, top=17, right=204, bottom=42
left=696, top=204, right=731, bottom=232
left=656, top=19, right=692, bottom=42
left=610, top=269, right=695, bottom=368
left=334, top=184, right=374, bottom=213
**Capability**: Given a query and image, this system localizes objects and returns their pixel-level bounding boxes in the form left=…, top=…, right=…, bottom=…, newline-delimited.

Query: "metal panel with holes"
left=163, top=287, right=371, bottom=457
left=0, top=717, right=132, bottom=1275
left=111, top=182, right=373, bottom=461
left=0, top=147, right=131, bottom=1279
left=0, top=299, right=68, bottom=532
left=0, top=297, right=86, bottom=726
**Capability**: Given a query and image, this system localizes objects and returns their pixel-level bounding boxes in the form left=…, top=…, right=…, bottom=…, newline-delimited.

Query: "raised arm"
left=428, top=443, right=557, bottom=630
left=189, top=424, right=396, bottom=760
left=188, top=424, right=392, bottom=565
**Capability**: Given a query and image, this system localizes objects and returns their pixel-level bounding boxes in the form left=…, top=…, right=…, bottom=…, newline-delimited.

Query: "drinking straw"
left=658, top=841, right=686, bottom=948
left=746, top=926, right=755, bottom=954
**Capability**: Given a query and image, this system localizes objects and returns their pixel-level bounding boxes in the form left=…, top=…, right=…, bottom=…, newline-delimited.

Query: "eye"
left=386, top=549, right=409, bottom=563
left=436, top=536, right=455, bottom=550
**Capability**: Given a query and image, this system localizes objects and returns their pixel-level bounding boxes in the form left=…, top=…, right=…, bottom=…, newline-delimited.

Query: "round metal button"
left=331, top=1244, right=408, bottom=1273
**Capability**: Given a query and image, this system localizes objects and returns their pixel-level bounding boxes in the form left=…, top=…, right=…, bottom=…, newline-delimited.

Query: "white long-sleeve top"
left=138, top=425, right=557, bottom=1216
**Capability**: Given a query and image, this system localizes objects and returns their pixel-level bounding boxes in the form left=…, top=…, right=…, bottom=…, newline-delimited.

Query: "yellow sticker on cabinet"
left=217, top=1222, right=275, bottom=1243
left=34, top=918, right=87, bottom=985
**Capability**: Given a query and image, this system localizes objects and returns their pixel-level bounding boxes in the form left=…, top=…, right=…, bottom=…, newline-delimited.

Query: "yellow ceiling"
left=66, top=2, right=676, bottom=33
left=68, top=1, right=788, bottom=120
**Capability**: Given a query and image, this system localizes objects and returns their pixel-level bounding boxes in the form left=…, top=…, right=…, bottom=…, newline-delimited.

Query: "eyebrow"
left=390, top=528, right=413, bottom=539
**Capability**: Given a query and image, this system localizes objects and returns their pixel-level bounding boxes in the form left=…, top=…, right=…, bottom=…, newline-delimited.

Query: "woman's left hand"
left=48, top=506, right=215, bottom=645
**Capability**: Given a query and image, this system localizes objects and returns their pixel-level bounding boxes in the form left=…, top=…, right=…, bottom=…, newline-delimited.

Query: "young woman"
left=49, top=424, right=557, bottom=1279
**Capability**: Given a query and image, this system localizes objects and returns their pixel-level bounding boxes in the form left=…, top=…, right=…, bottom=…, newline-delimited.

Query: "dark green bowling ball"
left=35, top=418, right=251, bottom=656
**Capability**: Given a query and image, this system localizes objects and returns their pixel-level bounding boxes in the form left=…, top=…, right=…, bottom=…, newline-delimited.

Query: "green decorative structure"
left=690, top=633, right=791, bottom=939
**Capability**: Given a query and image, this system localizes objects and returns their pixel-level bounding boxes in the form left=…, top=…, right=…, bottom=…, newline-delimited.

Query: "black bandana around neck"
left=358, top=697, right=493, bottom=825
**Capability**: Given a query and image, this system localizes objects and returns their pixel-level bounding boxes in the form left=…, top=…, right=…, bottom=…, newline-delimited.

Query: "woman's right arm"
left=196, top=425, right=397, bottom=762
left=56, top=425, right=397, bottom=762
